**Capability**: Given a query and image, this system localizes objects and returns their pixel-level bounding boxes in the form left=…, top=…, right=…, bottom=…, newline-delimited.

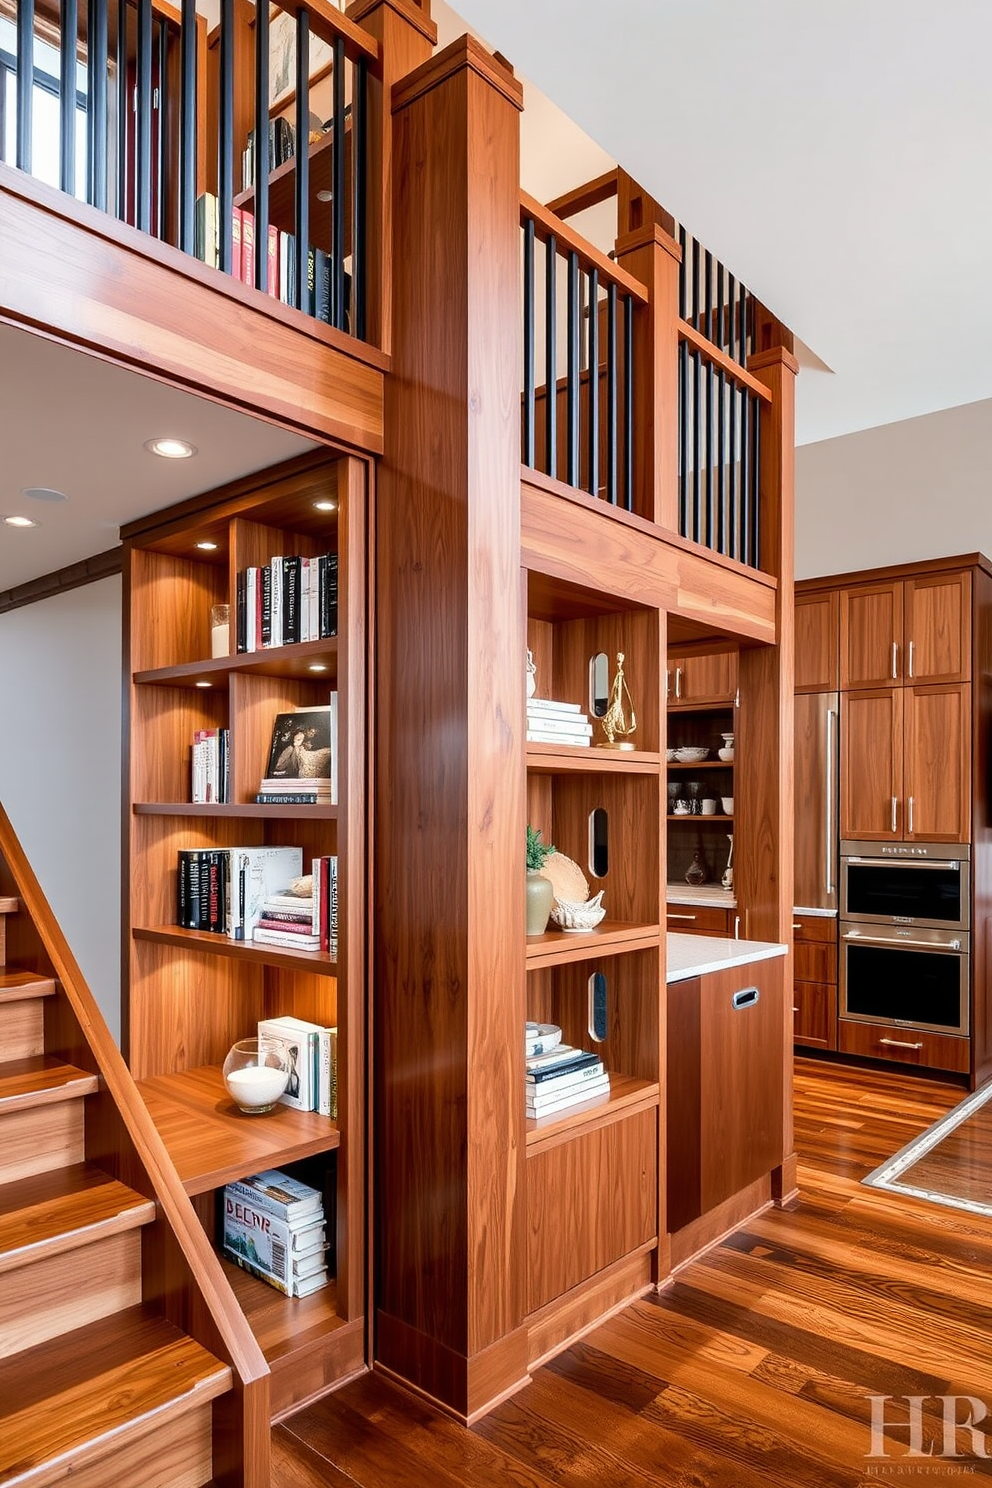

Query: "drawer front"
left=838, top=1018, right=970, bottom=1074
left=794, top=939, right=837, bottom=985
left=792, top=915, right=836, bottom=945
left=793, top=982, right=837, bottom=1050
left=667, top=905, right=732, bottom=936
left=526, top=1108, right=657, bottom=1313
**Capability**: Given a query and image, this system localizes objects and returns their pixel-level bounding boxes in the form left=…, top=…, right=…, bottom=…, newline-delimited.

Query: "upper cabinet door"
left=670, top=651, right=738, bottom=708
left=904, top=572, right=971, bottom=685
left=840, top=688, right=904, bottom=840
left=840, top=582, right=904, bottom=690
left=795, top=591, right=839, bottom=693
left=904, top=684, right=971, bottom=843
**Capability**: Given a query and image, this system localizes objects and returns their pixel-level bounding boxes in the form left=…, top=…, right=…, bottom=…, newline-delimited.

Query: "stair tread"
left=0, top=1304, right=231, bottom=1485
left=0, top=1057, right=98, bottom=1112
left=0, top=970, right=56, bottom=1005
left=0, top=1163, right=155, bottom=1273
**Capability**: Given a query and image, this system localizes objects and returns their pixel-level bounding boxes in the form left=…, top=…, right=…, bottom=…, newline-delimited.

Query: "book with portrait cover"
left=262, top=699, right=337, bottom=801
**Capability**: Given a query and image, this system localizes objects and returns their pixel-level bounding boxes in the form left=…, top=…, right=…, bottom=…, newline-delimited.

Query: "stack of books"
left=235, top=553, right=338, bottom=653
left=251, top=856, right=337, bottom=955
left=526, top=1042, right=610, bottom=1120
left=191, top=727, right=229, bottom=803
left=257, top=1015, right=337, bottom=1117
left=526, top=696, right=593, bottom=748
left=222, top=1169, right=329, bottom=1297
left=256, top=701, right=338, bottom=806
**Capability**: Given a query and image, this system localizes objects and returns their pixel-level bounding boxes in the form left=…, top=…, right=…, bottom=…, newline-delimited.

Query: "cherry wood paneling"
left=793, top=691, right=839, bottom=912
left=791, top=913, right=835, bottom=943
left=525, top=1108, right=657, bottom=1313
left=665, top=904, right=732, bottom=936
left=837, top=1018, right=970, bottom=1074
left=839, top=581, right=903, bottom=690
left=795, top=590, right=839, bottom=692
left=793, top=981, right=836, bottom=1050
left=793, top=938, right=836, bottom=984
left=904, top=683, right=970, bottom=843
left=905, top=570, right=971, bottom=684
left=840, top=688, right=903, bottom=840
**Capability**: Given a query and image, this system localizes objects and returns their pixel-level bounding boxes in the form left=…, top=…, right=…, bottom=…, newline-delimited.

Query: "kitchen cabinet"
left=795, top=592, right=839, bottom=693
left=840, top=571, right=971, bottom=691
left=794, top=692, right=839, bottom=910
left=668, top=956, right=785, bottom=1231
left=667, top=649, right=738, bottom=708
left=666, top=903, right=736, bottom=938
left=792, top=914, right=837, bottom=1051
left=840, top=684, right=969, bottom=843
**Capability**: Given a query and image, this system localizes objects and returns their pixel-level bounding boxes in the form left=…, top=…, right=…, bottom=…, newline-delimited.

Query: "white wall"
left=796, top=397, right=992, bottom=579
left=0, top=577, right=122, bottom=1041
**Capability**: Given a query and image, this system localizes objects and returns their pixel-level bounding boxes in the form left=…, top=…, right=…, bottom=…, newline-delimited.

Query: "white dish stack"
left=526, top=697, right=593, bottom=748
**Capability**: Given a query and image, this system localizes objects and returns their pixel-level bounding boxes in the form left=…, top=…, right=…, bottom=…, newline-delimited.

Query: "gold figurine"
left=597, top=652, right=637, bottom=750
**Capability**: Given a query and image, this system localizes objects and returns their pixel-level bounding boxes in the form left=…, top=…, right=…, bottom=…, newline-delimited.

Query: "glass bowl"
left=222, top=1037, right=290, bottom=1114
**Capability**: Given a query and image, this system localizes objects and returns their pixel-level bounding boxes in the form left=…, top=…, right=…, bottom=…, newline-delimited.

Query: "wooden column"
left=345, top=0, right=437, bottom=353
left=613, top=223, right=680, bottom=530
left=374, top=37, right=528, bottom=1420
left=736, top=344, right=799, bottom=1205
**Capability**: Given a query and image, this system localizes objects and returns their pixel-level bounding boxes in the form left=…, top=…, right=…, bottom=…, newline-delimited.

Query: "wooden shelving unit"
left=666, top=693, right=736, bottom=888
left=121, top=452, right=367, bottom=1419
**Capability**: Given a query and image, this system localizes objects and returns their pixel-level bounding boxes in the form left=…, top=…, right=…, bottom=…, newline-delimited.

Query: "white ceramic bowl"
left=550, top=891, right=606, bottom=932
left=666, top=748, right=678, bottom=762
left=721, top=797, right=734, bottom=816
left=717, top=747, right=735, bottom=761
left=675, top=746, right=710, bottom=762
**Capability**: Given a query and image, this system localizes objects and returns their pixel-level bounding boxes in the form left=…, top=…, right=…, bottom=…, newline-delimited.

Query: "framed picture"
left=268, top=7, right=334, bottom=108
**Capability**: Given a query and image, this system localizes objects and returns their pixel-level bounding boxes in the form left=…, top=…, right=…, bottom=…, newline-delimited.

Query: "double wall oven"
left=840, top=842, right=970, bottom=1041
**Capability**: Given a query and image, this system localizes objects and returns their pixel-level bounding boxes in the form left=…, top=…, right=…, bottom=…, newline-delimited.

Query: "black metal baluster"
left=692, top=346, right=701, bottom=542
left=740, top=387, right=750, bottom=565
left=294, top=8, right=310, bottom=312
left=727, top=272, right=736, bottom=359
left=566, top=250, right=579, bottom=488
left=677, top=222, right=686, bottom=320
left=716, top=262, right=725, bottom=553
left=331, top=37, right=345, bottom=328
left=691, top=234, right=699, bottom=330
left=739, top=284, right=748, bottom=365
left=60, top=0, right=77, bottom=195
left=217, top=0, right=234, bottom=274
left=156, top=16, right=167, bottom=239
left=545, top=233, right=557, bottom=480
left=752, top=395, right=761, bottom=568
left=352, top=56, right=367, bottom=338
left=116, top=0, right=127, bottom=218
left=178, top=0, right=196, bottom=252
left=623, top=291, right=633, bottom=512
left=704, top=249, right=713, bottom=546
left=252, top=0, right=269, bottom=291
left=678, top=224, right=688, bottom=535
left=88, top=0, right=107, bottom=209
left=522, top=217, right=536, bottom=467
left=135, top=0, right=152, bottom=231
left=16, top=0, right=34, bottom=172
left=728, top=376, right=738, bottom=560
left=606, top=282, right=618, bottom=504
left=587, top=265, right=599, bottom=498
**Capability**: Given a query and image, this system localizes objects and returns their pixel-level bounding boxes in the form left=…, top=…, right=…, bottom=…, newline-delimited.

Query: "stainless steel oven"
left=840, top=841, right=970, bottom=932
left=839, top=922, right=970, bottom=1037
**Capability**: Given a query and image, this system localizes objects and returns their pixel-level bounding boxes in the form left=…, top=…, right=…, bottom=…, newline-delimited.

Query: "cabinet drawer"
left=838, top=1018, right=970, bottom=1074
left=793, top=982, right=837, bottom=1050
left=667, top=905, right=732, bottom=936
left=794, top=939, right=837, bottom=984
left=792, top=914, right=836, bottom=944
left=526, top=1108, right=657, bottom=1313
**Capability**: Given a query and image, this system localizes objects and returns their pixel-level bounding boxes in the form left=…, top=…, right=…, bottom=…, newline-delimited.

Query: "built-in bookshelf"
left=121, top=451, right=366, bottom=1418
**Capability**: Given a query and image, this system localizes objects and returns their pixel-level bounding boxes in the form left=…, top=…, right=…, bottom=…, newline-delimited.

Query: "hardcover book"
left=224, top=1169, right=323, bottom=1223
left=227, top=846, right=303, bottom=941
left=264, top=705, right=333, bottom=783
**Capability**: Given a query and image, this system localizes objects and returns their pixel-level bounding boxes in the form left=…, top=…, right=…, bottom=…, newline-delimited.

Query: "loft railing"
left=675, top=223, right=764, bottom=568
left=1, top=0, right=376, bottom=338
left=520, top=190, right=647, bottom=513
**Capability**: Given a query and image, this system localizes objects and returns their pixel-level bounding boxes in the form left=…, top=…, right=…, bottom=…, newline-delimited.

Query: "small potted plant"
left=526, top=825, right=555, bottom=935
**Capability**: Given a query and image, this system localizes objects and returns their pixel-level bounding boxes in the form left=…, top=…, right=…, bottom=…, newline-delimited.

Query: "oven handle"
left=842, top=931, right=962, bottom=952
left=844, top=857, right=961, bottom=870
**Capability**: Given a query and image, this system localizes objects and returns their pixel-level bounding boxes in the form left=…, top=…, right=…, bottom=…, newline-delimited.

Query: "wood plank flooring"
left=276, top=1058, right=992, bottom=1486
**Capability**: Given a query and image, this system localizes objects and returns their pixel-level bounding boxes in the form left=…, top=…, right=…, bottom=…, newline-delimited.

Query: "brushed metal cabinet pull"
left=908, top=639, right=914, bottom=678
left=732, top=986, right=759, bottom=1010
left=675, top=667, right=683, bottom=700
left=908, top=796, right=914, bottom=835
left=891, top=797, right=898, bottom=833
left=879, top=1036, right=924, bottom=1051
left=669, top=913, right=697, bottom=922
left=892, top=641, right=899, bottom=680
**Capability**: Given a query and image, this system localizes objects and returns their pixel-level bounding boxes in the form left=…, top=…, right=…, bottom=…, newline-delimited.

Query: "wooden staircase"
left=0, top=819, right=271, bottom=1488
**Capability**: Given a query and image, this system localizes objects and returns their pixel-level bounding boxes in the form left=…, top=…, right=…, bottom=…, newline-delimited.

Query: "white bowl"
left=675, top=746, right=710, bottom=762
left=550, top=891, right=606, bottom=932
left=666, top=748, right=678, bottom=762
left=717, top=748, right=735, bottom=761
left=721, top=797, right=734, bottom=816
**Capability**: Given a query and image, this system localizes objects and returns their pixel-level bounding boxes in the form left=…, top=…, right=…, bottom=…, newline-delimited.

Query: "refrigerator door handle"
left=825, top=706, right=837, bottom=897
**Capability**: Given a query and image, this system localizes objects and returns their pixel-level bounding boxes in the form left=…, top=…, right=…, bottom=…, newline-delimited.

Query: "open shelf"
left=666, top=759, right=733, bottom=771
left=138, top=1064, right=340, bottom=1195
left=526, top=920, right=660, bottom=967
left=134, top=638, right=339, bottom=688
left=527, top=743, right=661, bottom=774
left=668, top=814, right=733, bottom=823
left=133, top=803, right=338, bottom=819
left=525, top=1073, right=659, bottom=1153
left=133, top=925, right=337, bottom=973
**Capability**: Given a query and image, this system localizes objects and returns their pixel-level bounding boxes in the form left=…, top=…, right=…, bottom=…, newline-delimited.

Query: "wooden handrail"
left=271, top=0, right=380, bottom=65
left=678, top=318, right=773, bottom=404
left=0, top=803, right=269, bottom=1385
left=520, top=190, right=649, bottom=305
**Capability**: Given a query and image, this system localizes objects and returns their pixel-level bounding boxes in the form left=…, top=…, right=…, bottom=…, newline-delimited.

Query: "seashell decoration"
left=551, top=891, right=606, bottom=932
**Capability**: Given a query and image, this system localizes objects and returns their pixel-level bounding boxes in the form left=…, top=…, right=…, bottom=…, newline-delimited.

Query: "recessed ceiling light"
left=144, top=437, right=198, bottom=459
left=21, top=486, right=68, bottom=502
left=308, top=663, right=328, bottom=673
left=196, top=541, right=218, bottom=551
left=313, top=500, right=336, bottom=512
left=195, top=680, right=212, bottom=688
left=4, top=515, right=38, bottom=528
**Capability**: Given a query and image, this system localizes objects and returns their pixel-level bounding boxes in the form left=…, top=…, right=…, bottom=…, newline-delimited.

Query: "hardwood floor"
left=276, top=1058, right=992, bottom=1485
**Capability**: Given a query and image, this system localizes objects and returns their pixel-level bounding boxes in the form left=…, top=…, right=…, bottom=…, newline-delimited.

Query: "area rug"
left=863, top=1078, right=992, bottom=1216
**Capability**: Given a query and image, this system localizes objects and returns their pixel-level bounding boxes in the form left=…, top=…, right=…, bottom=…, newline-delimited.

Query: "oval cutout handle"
left=732, top=986, right=759, bottom=1011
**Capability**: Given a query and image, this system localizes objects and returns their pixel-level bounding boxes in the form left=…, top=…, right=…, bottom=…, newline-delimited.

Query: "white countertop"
left=667, top=884, right=737, bottom=909
left=793, top=905, right=838, bottom=919
left=667, top=932, right=788, bottom=983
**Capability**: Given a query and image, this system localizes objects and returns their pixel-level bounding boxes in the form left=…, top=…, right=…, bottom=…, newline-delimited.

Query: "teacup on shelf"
left=721, top=796, right=734, bottom=816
